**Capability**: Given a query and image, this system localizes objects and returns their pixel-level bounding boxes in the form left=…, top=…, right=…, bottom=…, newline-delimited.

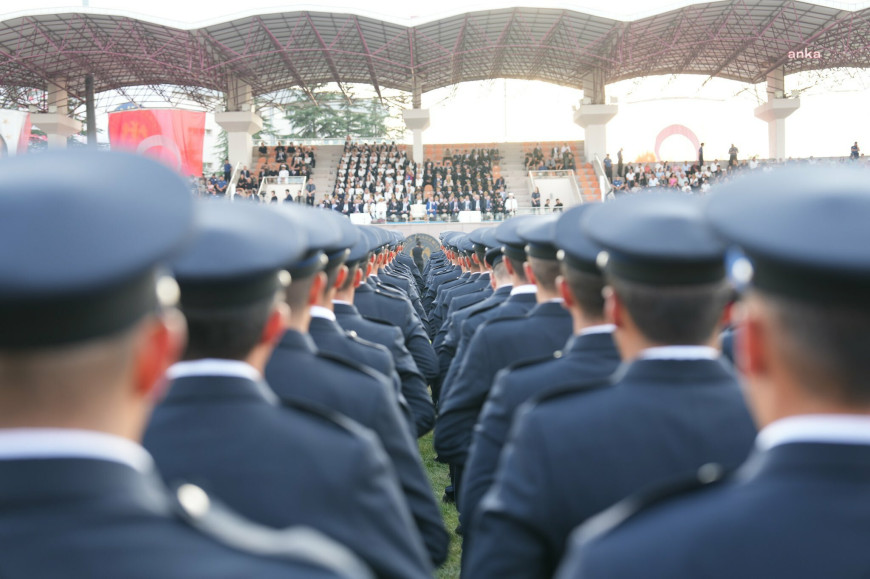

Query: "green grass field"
left=418, top=432, right=463, bottom=578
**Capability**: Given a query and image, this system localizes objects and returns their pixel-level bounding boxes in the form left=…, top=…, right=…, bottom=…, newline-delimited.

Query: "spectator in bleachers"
left=274, top=141, right=286, bottom=163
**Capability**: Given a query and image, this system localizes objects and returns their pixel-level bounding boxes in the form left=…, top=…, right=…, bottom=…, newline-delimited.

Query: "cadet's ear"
left=604, top=286, right=622, bottom=328
left=503, top=257, right=516, bottom=277
left=353, top=266, right=364, bottom=288
left=136, top=309, right=187, bottom=401
left=308, top=271, right=327, bottom=306
left=260, top=302, right=288, bottom=347
left=736, top=298, right=766, bottom=379
left=333, top=265, right=348, bottom=291
left=523, top=262, right=538, bottom=286
left=558, top=276, right=575, bottom=308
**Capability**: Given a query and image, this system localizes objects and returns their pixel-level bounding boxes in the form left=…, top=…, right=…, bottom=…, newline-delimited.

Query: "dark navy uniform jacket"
left=333, top=302, right=436, bottom=438
left=430, top=273, right=491, bottom=335
left=394, top=253, right=424, bottom=289
left=309, top=311, right=433, bottom=435
left=436, top=285, right=512, bottom=367
left=355, top=280, right=439, bottom=382
left=0, top=457, right=369, bottom=579
left=424, top=267, right=461, bottom=309
left=441, top=290, right=538, bottom=405
left=435, top=301, right=573, bottom=466
left=432, top=284, right=494, bottom=351
left=378, top=271, right=426, bottom=321
left=144, top=368, right=432, bottom=579
left=460, top=331, right=621, bottom=543
left=465, top=356, right=757, bottom=579
left=265, top=330, right=448, bottom=567
left=558, top=442, right=870, bottom=579
left=309, top=313, right=401, bottom=389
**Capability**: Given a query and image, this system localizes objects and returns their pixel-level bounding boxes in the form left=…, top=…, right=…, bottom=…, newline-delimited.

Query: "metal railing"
left=257, top=175, right=308, bottom=201
left=227, top=161, right=242, bottom=199
left=592, top=154, right=614, bottom=201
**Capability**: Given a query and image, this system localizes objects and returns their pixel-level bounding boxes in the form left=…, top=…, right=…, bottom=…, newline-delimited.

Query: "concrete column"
left=216, top=79, right=261, bottom=168
left=32, top=81, right=81, bottom=148
left=574, top=105, right=617, bottom=163
left=754, top=68, right=799, bottom=160
left=403, top=108, right=430, bottom=163
left=215, top=111, right=262, bottom=169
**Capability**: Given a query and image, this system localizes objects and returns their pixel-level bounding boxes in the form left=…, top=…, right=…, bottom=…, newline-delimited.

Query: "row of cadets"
left=556, top=167, right=870, bottom=578
left=435, top=214, right=575, bottom=535
left=144, top=198, right=437, bottom=578
left=0, top=150, right=373, bottom=579
left=463, top=193, right=757, bottom=577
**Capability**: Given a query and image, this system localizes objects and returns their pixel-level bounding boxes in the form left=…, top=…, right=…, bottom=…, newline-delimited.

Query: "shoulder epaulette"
left=279, top=390, right=375, bottom=438
left=358, top=315, right=400, bottom=331
left=575, top=463, right=732, bottom=547
left=373, top=289, right=404, bottom=301
left=171, top=482, right=373, bottom=578
left=343, top=330, right=391, bottom=355
left=502, top=351, right=561, bottom=373
left=311, top=350, right=392, bottom=386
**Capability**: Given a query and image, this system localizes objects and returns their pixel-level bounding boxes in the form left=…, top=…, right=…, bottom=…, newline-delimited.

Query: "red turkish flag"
left=109, top=109, right=206, bottom=176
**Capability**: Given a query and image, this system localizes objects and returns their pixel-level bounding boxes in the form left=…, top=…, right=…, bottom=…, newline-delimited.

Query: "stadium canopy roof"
left=1, top=0, right=869, bottom=108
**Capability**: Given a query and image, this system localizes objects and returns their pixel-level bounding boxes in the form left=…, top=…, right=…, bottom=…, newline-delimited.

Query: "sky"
left=4, top=0, right=870, bottom=162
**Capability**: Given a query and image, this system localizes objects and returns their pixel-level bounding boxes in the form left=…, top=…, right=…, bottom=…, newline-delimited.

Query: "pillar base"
left=754, top=98, right=800, bottom=160
left=403, top=108, right=430, bottom=163
left=31, top=113, right=81, bottom=148
left=573, top=104, right=617, bottom=163
left=215, top=110, right=263, bottom=169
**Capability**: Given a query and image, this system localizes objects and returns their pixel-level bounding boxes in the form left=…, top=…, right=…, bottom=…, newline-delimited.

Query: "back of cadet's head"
left=583, top=193, right=730, bottom=346
left=0, top=150, right=194, bottom=425
left=709, top=167, right=870, bottom=407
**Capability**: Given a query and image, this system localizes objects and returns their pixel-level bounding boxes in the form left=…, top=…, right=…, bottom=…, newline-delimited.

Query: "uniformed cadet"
left=263, top=210, right=448, bottom=568
left=422, top=234, right=462, bottom=311
left=434, top=243, right=512, bottom=400
left=465, top=193, right=757, bottom=579
left=432, top=230, right=500, bottom=354
left=143, top=200, right=431, bottom=579
left=354, top=231, right=440, bottom=394
left=299, top=215, right=418, bottom=428
left=376, top=233, right=427, bottom=324
left=0, top=150, right=370, bottom=579
left=333, top=228, right=436, bottom=440
left=429, top=233, right=489, bottom=334
left=436, top=215, right=574, bottom=520
left=460, top=205, right=623, bottom=548
left=557, top=167, right=870, bottom=579
left=440, top=216, right=539, bottom=406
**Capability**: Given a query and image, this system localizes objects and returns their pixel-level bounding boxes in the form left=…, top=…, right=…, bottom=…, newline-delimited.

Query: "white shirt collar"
left=0, top=428, right=153, bottom=473
left=510, top=284, right=538, bottom=296
left=332, top=300, right=352, bottom=306
left=309, top=305, right=337, bottom=322
left=166, top=359, right=262, bottom=382
left=637, top=346, right=719, bottom=360
left=578, top=323, right=616, bottom=336
left=757, top=415, right=870, bottom=450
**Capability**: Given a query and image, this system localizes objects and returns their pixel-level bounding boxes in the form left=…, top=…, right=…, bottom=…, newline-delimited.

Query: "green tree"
left=283, top=85, right=393, bottom=139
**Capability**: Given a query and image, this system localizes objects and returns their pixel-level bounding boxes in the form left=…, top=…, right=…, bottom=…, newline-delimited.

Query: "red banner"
left=108, top=109, right=205, bottom=176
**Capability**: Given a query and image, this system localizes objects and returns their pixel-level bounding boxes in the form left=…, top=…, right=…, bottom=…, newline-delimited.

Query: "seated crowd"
left=326, top=140, right=511, bottom=221
left=524, top=142, right=577, bottom=171
left=190, top=141, right=317, bottom=199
